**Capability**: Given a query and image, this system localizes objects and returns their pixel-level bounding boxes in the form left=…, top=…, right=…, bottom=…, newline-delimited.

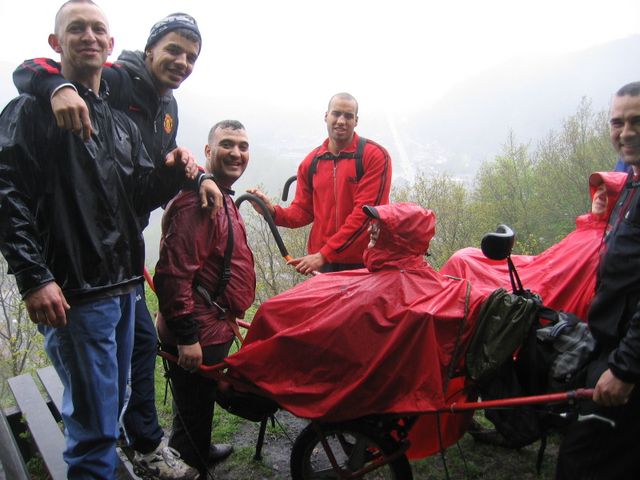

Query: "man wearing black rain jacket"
left=556, top=82, right=640, bottom=480
left=0, top=2, right=198, bottom=477
left=12, top=12, right=225, bottom=479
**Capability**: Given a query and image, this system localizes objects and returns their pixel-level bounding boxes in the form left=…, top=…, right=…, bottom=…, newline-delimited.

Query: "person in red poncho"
left=224, top=202, right=485, bottom=456
left=440, top=171, right=627, bottom=321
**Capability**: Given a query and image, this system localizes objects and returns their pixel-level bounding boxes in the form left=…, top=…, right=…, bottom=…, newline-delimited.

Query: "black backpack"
left=466, top=290, right=596, bottom=452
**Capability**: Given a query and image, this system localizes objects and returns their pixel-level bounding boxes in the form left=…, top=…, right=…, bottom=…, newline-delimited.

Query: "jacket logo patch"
left=163, top=114, right=174, bottom=134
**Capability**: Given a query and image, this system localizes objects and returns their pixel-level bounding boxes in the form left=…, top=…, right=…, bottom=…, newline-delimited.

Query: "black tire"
left=290, top=421, right=413, bottom=479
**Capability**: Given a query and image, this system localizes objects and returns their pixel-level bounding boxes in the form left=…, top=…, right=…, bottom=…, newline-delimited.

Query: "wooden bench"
left=1, top=366, right=138, bottom=479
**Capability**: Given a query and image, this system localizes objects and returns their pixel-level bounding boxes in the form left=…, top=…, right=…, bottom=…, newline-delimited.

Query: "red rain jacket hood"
left=363, top=202, right=436, bottom=271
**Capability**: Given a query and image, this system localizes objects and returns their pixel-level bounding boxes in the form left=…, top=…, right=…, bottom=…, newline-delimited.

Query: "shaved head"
left=54, top=0, right=106, bottom=35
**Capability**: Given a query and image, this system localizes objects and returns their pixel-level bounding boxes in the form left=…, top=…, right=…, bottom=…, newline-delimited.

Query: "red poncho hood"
left=363, top=202, right=436, bottom=271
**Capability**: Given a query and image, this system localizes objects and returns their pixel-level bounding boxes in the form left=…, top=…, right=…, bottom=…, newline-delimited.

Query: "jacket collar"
left=317, top=132, right=360, bottom=157
left=117, top=49, right=174, bottom=103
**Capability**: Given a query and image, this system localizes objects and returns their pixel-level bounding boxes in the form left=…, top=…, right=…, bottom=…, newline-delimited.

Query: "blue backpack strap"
left=307, top=136, right=368, bottom=187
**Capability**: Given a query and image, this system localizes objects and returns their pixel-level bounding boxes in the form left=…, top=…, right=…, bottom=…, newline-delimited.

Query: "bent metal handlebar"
left=282, top=175, right=297, bottom=202
left=235, top=193, right=292, bottom=263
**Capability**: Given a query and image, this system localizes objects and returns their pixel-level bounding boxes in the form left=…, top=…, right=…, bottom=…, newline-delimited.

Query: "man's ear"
left=355, top=115, right=359, bottom=127
left=107, top=37, right=114, bottom=56
left=48, top=33, right=62, bottom=54
left=204, top=144, right=213, bottom=172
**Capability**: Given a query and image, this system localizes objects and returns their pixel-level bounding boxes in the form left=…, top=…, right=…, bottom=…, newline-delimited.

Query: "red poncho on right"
left=440, top=172, right=627, bottom=320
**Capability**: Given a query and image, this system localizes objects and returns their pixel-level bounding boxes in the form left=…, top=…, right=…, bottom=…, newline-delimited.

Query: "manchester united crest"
left=163, top=114, right=174, bottom=134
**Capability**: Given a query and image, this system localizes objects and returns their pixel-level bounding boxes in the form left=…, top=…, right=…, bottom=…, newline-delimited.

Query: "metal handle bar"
left=158, top=350, right=227, bottom=374
left=578, top=413, right=616, bottom=428
left=281, top=175, right=297, bottom=201
left=446, top=388, right=594, bottom=412
left=235, top=193, right=292, bottom=262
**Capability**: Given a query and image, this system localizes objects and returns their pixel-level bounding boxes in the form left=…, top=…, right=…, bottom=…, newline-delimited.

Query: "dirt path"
left=210, top=411, right=308, bottom=480
left=205, top=411, right=560, bottom=480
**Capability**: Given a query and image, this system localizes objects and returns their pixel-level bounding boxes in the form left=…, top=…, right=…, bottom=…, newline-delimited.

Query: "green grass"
left=213, top=445, right=276, bottom=479
left=153, top=356, right=246, bottom=443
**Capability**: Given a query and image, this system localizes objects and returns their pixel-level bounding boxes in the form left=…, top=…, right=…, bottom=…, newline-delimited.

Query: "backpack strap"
left=195, top=197, right=245, bottom=344
left=306, top=146, right=323, bottom=188
left=211, top=198, right=234, bottom=301
left=354, top=135, right=366, bottom=181
left=307, top=136, right=367, bottom=188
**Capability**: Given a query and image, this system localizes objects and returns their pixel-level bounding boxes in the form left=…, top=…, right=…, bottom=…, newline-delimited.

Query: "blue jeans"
left=121, top=284, right=163, bottom=453
left=40, top=291, right=135, bottom=480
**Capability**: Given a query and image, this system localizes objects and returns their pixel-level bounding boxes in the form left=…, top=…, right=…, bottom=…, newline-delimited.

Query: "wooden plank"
left=0, top=410, right=30, bottom=480
left=35, top=367, right=138, bottom=480
left=37, top=365, right=63, bottom=415
left=8, top=374, right=67, bottom=480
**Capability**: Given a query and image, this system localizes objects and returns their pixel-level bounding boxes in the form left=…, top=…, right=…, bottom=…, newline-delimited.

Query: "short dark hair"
left=172, top=27, right=201, bottom=46
left=328, top=92, right=359, bottom=115
left=55, top=0, right=101, bottom=35
left=208, top=120, right=245, bottom=144
left=616, top=82, right=640, bottom=97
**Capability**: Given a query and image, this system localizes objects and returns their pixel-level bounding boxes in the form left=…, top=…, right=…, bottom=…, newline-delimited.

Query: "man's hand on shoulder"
left=594, top=368, right=635, bottom=406
left=199, top=177, right=223, bottom=218
left=165, top=146, right=198, bottom=180
left=24, top=282, right=70, bottom=328
left=51, top=86, right=93, bottom=142
left=288, top=252, right=326, bottom=276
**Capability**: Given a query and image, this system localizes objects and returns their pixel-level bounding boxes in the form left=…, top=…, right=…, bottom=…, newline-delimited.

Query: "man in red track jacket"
left=249, top=93, right=392, bottom=274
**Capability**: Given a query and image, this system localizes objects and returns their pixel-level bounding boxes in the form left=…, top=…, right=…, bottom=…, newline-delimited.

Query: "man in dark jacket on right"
left=556, top=81, right=640, bottom=479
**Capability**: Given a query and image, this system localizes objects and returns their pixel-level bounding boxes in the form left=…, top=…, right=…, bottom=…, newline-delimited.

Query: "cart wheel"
left=290, top=421, right=413, bottom=480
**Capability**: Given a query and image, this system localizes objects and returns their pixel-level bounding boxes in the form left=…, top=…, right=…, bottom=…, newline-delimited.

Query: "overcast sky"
left=0, top=0, right=638, bottom=115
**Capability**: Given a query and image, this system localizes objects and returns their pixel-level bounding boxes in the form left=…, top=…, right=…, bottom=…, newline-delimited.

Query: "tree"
left=239, top=201, right=309, bottom=304
left=393, top=172, right=480, bottom=268
left=533, top=98, right=613, bottom=243
left=472, top=132, right=545, bottom=254
left=0, top=258, right=47, bottom=402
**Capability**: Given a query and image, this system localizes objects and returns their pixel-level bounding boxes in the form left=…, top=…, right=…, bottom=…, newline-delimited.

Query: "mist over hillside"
left=401, top=35, right=640, bottom=180
left=1, top=36, right=639, bottom=266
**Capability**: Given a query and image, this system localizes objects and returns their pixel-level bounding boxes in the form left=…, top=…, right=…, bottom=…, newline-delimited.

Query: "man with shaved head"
left=0, top=1, right=195, bottom=478
left=249, top=92, right=392, bottom=275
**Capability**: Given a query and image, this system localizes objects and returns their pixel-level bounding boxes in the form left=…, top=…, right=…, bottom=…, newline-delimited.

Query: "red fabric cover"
left=224, top=203, right=484, bottom=435
left=440, top=172, right=627, bottom=321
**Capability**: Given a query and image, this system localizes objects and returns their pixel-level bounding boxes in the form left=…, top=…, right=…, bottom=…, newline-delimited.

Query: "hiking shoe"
left=208, top=443, right=233, bottom=463
left=133, top=439, right=200, bottom=480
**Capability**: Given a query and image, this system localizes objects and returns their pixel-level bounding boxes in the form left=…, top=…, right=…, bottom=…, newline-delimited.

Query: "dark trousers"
left=122, top=284, right=164, bottom=453
left=556, top=355, right=640, bottom=480
left=163, top=341, right=233, bottom=472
